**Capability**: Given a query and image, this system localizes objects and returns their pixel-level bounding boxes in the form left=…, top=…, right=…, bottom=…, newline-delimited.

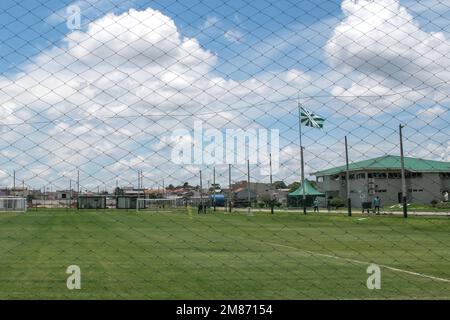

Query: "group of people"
left=312, top=196, right=382, bottom=214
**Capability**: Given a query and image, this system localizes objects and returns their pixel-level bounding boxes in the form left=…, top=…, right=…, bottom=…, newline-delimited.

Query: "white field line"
left=236, top=236, right=450, bottom=284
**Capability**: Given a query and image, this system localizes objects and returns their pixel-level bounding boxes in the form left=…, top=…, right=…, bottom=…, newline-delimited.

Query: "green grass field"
left=0, top=208, right=449, bottom=299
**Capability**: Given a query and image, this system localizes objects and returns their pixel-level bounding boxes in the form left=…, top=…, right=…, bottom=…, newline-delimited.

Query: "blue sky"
left=0, top=0, right=449, bottom=190
left=0, top=0, right=342, bottom=75
left=1, top=0, right=447, bottom=76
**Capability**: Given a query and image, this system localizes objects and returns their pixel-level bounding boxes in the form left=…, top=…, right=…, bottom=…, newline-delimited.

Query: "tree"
left=167, top=184, right=175, bottom=190
left=27, top=194, right=35, bottom=203
left=148, top=192, right=162, bottom=199
left=114, top=187, right=124, bottom=196
left=259, top=193, right=272, bottom=207
left=209, top=183, right=221, bottom=192
left=182, top=182, right=191, bottom=189
left=288, top=182, right=301, bottom=192
left=273, top=181, right=287, bottom=189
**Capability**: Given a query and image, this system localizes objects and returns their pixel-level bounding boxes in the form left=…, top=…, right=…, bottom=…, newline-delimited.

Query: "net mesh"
left=0, top=0, right=449, bottom=299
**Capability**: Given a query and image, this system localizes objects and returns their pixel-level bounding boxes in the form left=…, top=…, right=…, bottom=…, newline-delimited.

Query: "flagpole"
left=298, top=103, right=307, bottom=215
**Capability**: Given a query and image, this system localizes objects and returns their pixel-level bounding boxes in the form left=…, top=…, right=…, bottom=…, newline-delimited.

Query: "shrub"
left=330, top=197, right=345, bottom=208
left=436, top=202, right=450, bottom=209
left=430, top=200, right=438, bottom=207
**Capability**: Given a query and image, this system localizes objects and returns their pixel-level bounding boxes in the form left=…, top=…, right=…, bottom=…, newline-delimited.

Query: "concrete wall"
left=316, top=170, right=448, bottom=206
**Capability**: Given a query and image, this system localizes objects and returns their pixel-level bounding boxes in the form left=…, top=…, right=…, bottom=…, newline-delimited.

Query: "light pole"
left=345, top=136, right=352, bottom=216
left=228, top=164, right=232, bottom=213
left=399, top=124, right=408, bottom=218
left=269, top=153, right=274, bottom=214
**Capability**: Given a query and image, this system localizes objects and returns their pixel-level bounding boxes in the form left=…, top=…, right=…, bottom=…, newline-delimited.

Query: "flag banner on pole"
left=300, top=106, right=325, bottom=129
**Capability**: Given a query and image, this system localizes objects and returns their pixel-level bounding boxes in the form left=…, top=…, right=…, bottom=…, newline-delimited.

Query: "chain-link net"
left=0, top=0, right=449, bottom=299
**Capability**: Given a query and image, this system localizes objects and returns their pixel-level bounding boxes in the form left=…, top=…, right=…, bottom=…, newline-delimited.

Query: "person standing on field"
left=372, top=196, right=381, bottom=215
left=313, top=197, right=319, bottom=213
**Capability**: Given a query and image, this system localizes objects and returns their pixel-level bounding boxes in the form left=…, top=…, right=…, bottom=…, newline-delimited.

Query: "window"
left=356, top=173, right=365, bottom=180
left=440, top=173, right=450, bottom=179
left=388, top=172, right=401, bottom=179
left=368, top=172, right=387, bottom=179
left=406, top=172, right=422, bottom=178
left=408, top=189, right=424, bottom=193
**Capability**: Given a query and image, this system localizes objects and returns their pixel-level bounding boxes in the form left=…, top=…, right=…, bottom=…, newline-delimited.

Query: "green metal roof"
left=313, top=155, right=450, bottom=176
left=289, top=180, right=324, bottom=197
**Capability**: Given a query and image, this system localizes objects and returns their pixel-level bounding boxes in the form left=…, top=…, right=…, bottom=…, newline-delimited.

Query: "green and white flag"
left=300, top=106, right=324, bottom=129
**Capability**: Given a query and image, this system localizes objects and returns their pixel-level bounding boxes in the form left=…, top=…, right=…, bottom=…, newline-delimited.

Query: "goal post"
left=136, top=198, right=179, bottom=212
left=0, top=197, right=27, bottom=212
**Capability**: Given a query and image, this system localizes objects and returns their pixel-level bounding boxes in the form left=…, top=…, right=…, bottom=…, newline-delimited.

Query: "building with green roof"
left=312, top=155, right=450, bottom=206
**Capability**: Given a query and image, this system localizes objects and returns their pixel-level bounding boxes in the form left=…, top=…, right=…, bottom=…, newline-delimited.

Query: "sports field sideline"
left=0, top=209, right=449, bottom=299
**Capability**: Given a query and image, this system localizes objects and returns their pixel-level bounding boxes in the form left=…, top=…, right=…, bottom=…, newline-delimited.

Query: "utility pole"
left=213, top=167, right=216, bottom=211
left=13, top=170, right=15, bottom=196
left=399, top=124, right=408, bottom=218
left=69, top=179, right=72, bottom=209
left=142, top=172, right=145, bottom=199
left=199, top=169, right=204, bottom=214
left=77, top=170, right=80, bottom=211
left=228, top=164, right=232, bottom=213
left=345, top=136, right=352, bottom=216
left=137, top=170, right=141, bottom=200
left=270, top=153, right=274, bottom=214
left=247, top=159, right=251, bottom=214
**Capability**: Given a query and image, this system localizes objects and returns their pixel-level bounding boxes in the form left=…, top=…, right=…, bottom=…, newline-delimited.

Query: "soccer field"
left=0, top=209, right=449, bottom=299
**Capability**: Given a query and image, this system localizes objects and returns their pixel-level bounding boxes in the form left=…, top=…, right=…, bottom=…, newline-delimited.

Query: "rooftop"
left=313, top=155, right=450, bottom=176
left=289, top=180, right=324, bottom=197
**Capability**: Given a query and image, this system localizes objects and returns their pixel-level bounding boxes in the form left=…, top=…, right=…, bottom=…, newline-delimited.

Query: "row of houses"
left=0, top=188, right=79, bottom=200
left=2, top=155, right=449, bottom=208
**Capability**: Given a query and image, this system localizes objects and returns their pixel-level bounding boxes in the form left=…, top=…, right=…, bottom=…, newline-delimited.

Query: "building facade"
left=313, top=155, right=450, bottom=206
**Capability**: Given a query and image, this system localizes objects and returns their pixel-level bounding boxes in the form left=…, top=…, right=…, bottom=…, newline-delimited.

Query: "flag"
left=300, top=106, right=325, bottom=129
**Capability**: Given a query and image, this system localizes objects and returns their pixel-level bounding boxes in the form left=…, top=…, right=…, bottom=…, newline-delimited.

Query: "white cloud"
left=46, top=0, right=136, bottom=26
left=416, top=105, right=447, bottom=120
left=326, top=0, right=450, bottom=114
left=0, top=170, right=8, bottom=181
left=0, top=8, right=310, bottom=188
left=224, top=29, right=244, bottom=43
